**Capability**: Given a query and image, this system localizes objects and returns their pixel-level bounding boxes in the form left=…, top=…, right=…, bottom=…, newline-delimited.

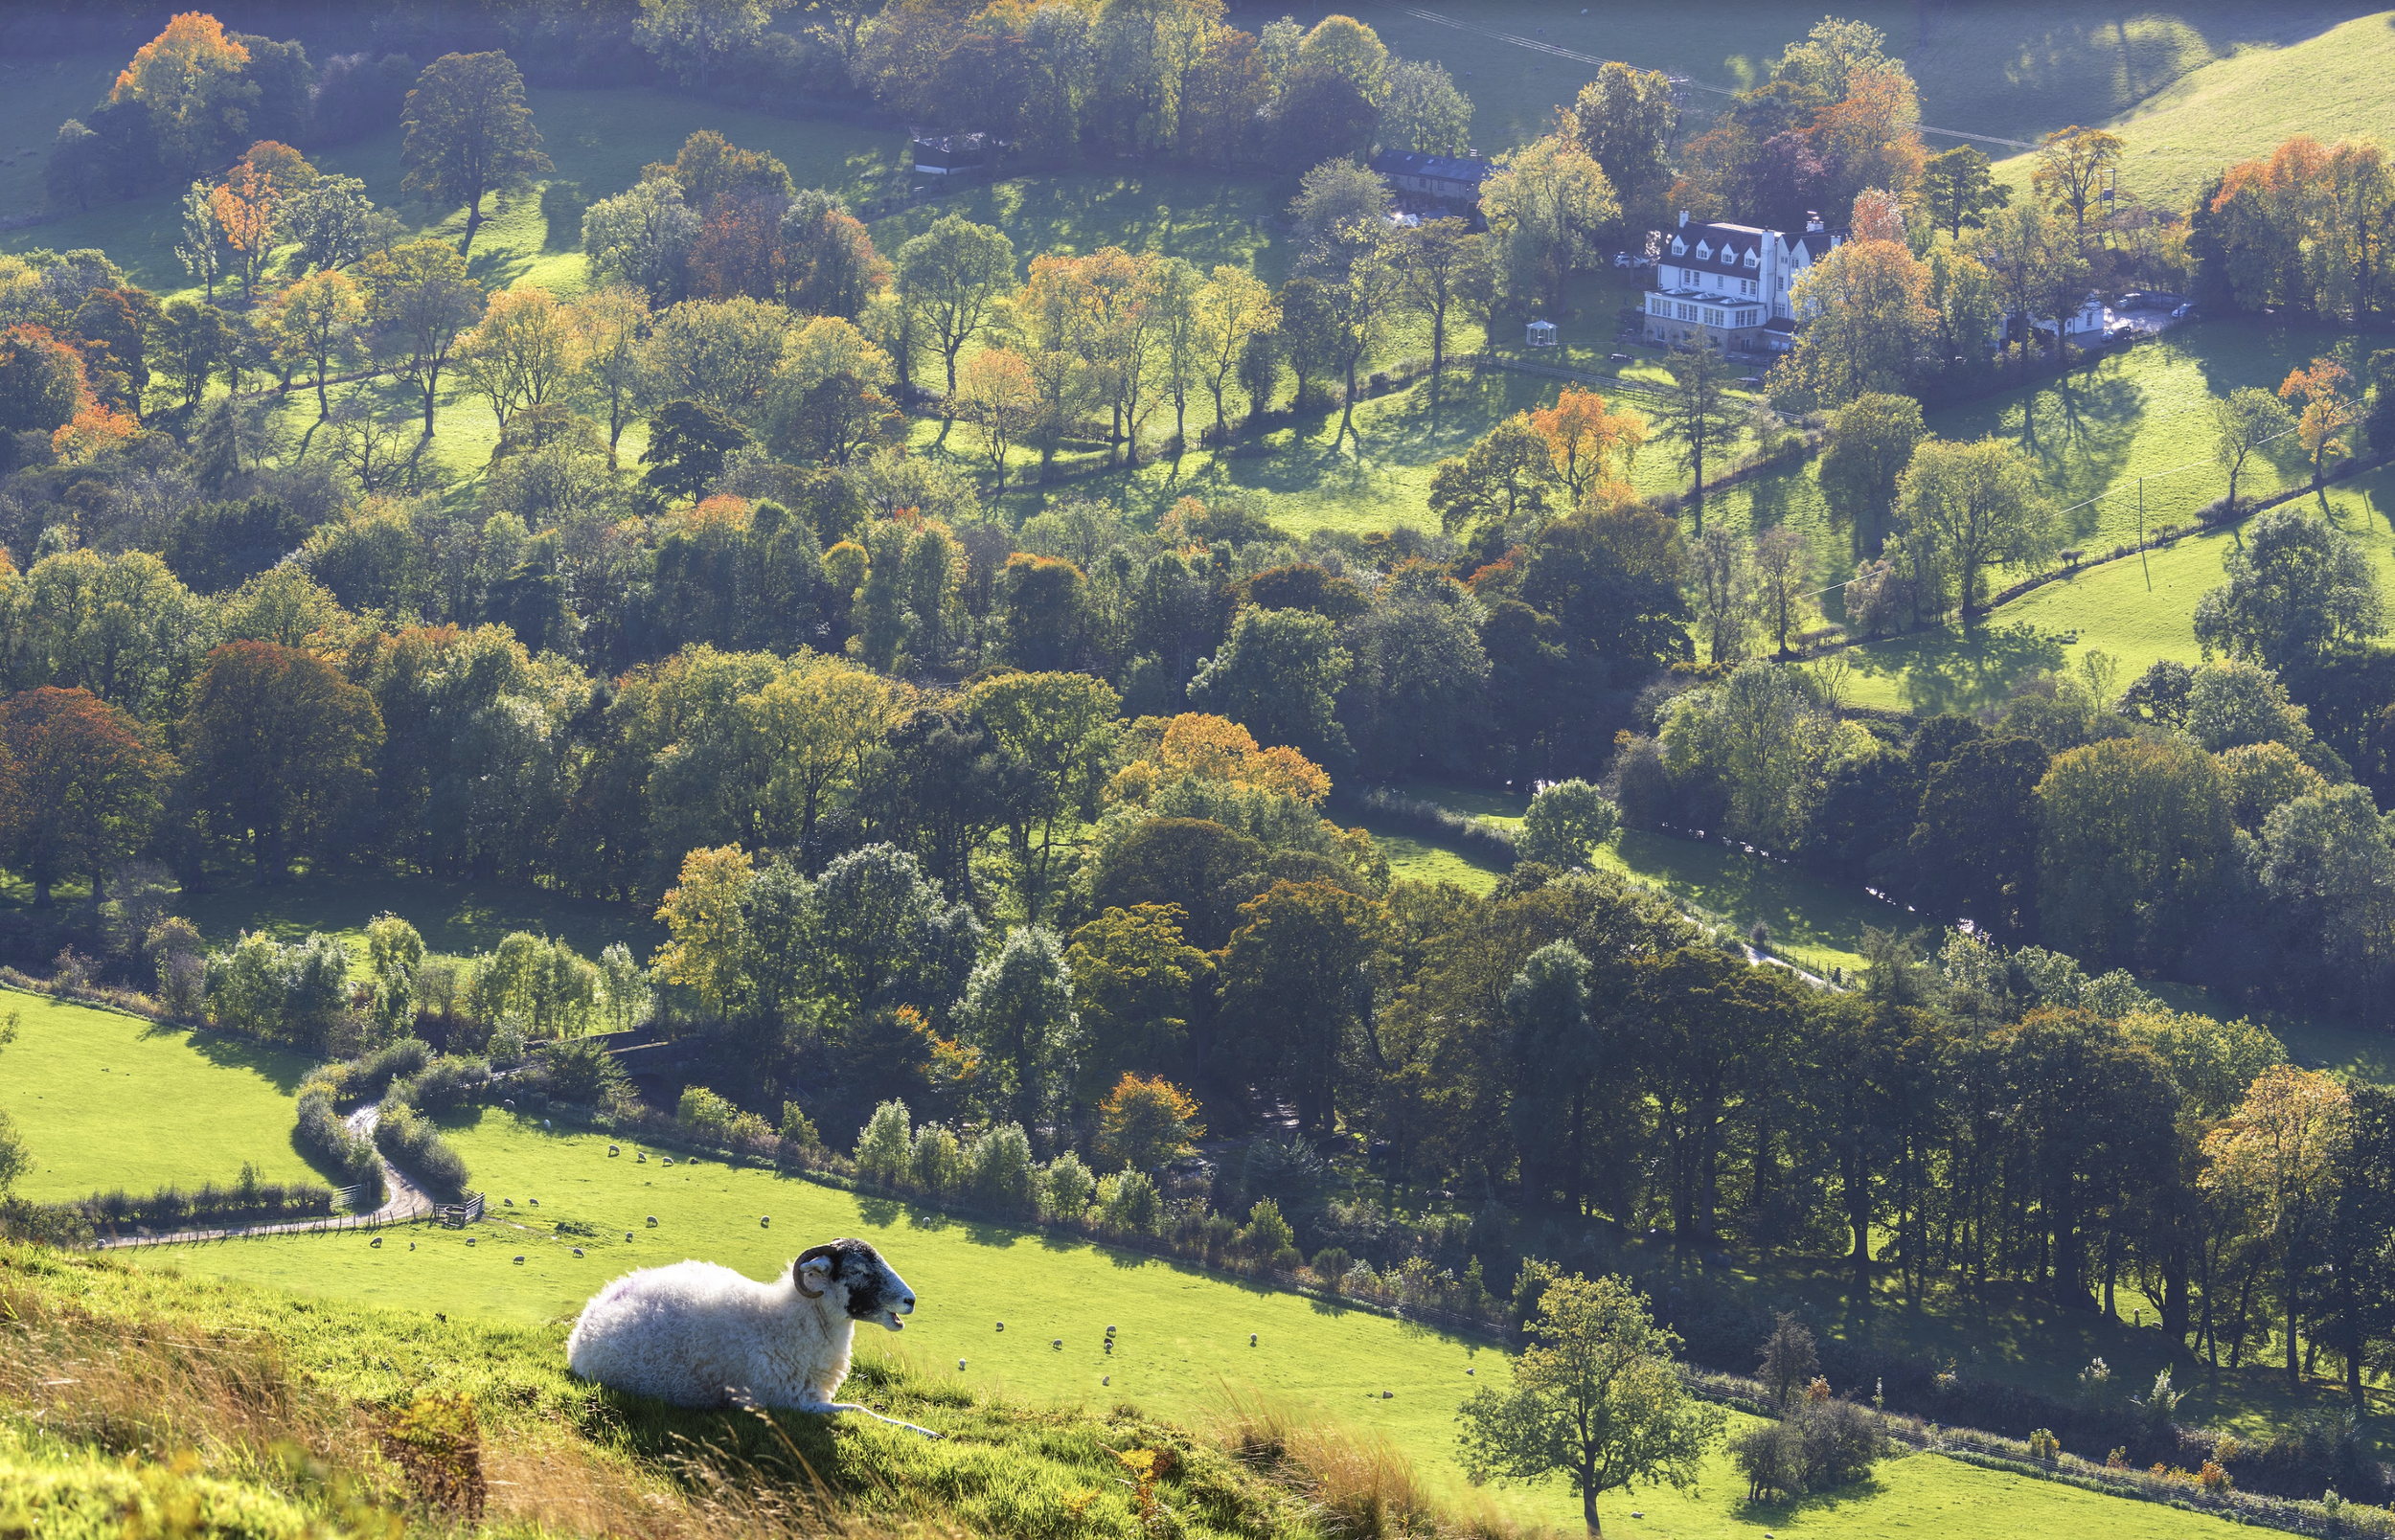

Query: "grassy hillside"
left=57, top=1119, right=2265, bottom=1539
left=1290, top=2, right=2382, bottom=155
left=0, top=1239, right=1357, bottom=1540
left=1991, top=11, right=2395, bottom=215
left=1, top=988, right=330, bottom=1202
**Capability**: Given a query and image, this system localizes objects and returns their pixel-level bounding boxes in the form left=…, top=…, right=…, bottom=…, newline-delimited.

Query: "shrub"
left=854, top=1099, right=912, bottom=1185
left=1730, top=1418, right=1806, bottom=1502
left=1096, top=1168, right=1162, bottom=1233
left=1517, top=779, right=1621, bottom=868
left=541, top=1036, right=628, bottom=1104
left=1312, top=1246, right=1353, bottom=1287
left=677, top=1085, right=739, bottom=1135
left=778, top=1101, right=822, bottom=1149
left=376, top=1098, right=470, bottom=1195
left=726, top=1110, right=774, bottom=1144
left=1240, top=1197, right=1297, bottom=1260
left=1040, top=1150, right=1096, bottom=1219
left=1795, top=1397, right=1884, bottom=1488
left=2027, top=1428, right=2060, bottom=1461
left=399, top=1055, right=490, bottom=1112
left=965, top=1122, right=1038, bottom=1213
left=910, top=1124, right=963, bottom=1195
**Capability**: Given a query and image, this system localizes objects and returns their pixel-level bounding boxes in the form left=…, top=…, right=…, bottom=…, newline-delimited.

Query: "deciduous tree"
left=1649, top=337, right=1740, bottom=532
left=2032, top=125, right=2126, bottom=251
left=1894, top=435, right=2057, bottom=610
left=2192, top=508, right=2384, bottom=670
left=1922, top=145, right=2009, bottom=239
left=264, top=268, right=363, bottom=419
left=0, top=687, right=169, bottom=907
left=399, top=52, right=552, bottom=253
left=1457, top=1273, right=1724, bottom=1535
left=2202, top=1066, right=2351, bottom=1387
left=178, top=641, right=384, bottom=884
left=896, top=215, right=1016, bottom=396
left=358, top=238, right=486, bottom=438
left=1093, top=1070, right=1205, bottom=1171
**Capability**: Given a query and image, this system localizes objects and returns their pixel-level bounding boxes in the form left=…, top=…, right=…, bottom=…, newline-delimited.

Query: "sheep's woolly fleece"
left=566, top=1237, right=931, bottom=1432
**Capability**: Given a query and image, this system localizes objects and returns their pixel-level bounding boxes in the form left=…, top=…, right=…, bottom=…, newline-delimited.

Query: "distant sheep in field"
left=565, top=1238, right=935, bottom=1437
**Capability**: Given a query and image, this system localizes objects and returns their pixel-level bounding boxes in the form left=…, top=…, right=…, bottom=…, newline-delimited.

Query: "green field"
left=171, top=870, right=662, bottom=962
left=0, top=987, right=329, bottom=1202
left=166, top=1107, right=2256, bottom=1537
left=1840, top=463, right=2395, bottom=713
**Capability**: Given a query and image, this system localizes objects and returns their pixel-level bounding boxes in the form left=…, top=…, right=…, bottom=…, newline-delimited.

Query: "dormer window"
left=1744, top=250, right=1760, bottom=268
left=1671, top=238, right=1686, bottom=256
left=1694, top=240, right=1711, bottom=260
left=1721, top=248, right=1736, bottom=265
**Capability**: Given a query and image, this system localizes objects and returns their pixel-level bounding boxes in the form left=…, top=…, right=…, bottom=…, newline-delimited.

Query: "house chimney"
left=1678, top=210, right=1689, bottom=228
left=1805, top=210, right=1823, bottom=233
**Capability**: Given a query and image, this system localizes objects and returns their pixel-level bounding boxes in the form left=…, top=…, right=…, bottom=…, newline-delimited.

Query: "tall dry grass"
left=1215, top=1395, right=1561, bottom=1540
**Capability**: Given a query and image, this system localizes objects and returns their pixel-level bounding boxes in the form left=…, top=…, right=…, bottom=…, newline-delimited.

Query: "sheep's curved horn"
left=793, top=1244, right=838, bottom=1298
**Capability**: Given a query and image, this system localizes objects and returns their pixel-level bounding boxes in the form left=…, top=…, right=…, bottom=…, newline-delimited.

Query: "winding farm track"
left=93, top=1104, right=436, bottom=1250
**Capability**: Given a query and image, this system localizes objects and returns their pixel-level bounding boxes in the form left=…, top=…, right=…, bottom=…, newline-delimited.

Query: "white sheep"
left=566, top=1237, right=936, bottom=1438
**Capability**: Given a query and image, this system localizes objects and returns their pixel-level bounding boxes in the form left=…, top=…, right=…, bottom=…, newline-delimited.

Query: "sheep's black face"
left=797, top=1238, right=918, bottom=1331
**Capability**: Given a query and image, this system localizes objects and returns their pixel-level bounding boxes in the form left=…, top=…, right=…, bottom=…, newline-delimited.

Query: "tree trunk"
left=2287, top=1235, right=2301, bottom=1386
left=1582, top=1455, right=1603, bottom=1534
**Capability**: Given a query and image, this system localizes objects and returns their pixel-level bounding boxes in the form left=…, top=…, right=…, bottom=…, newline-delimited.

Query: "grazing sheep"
left=370, top=1237, right=381, bottom=1249
left=566, top=1238, right=936, bottom=1438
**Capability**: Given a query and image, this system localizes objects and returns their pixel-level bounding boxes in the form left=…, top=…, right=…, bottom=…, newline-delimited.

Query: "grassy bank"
left=0, top=987, right=329, bottom=1202
left=145, top=1109, right=2265, bottom=1537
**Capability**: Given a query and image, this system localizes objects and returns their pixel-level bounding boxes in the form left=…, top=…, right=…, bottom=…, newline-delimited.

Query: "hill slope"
left=1990, top=10, right=2395, bottom=212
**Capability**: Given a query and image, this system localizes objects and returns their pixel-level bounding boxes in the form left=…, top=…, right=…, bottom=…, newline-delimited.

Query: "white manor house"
left=1642, top=210, right=1843, bottom=354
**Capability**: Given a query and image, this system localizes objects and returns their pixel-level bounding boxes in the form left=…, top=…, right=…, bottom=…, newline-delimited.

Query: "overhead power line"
left=1374, top=5, right=2038, bottom=150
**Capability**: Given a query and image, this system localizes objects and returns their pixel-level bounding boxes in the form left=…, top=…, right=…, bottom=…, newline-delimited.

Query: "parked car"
left=2172, top=304, right=2194, bottom=320
left=1613, top=252, right=1635, bottom=268
left=2118, top=290, right=2148, bottom=308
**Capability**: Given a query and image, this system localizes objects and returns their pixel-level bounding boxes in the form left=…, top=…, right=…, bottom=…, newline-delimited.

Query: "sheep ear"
left=795, top=1254, right=833, bottom=1298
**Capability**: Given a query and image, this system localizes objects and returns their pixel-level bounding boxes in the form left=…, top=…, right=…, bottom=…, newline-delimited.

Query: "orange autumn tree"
left=1530, top=385, right=1645, bottom=504
left=1107, top=712, right=1332, bottom=808
left=1095, top=1072, right=1206, bottom=1171
left=110, top=13, right=252, bottom=175
left=212, top=141, right=316, bottom=299
left=2279, top=357, right=2359, bottom=485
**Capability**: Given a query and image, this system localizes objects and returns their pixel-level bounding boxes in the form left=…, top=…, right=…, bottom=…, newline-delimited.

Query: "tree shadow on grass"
left=1848, top=621, right=2067, bottom=717
left=1727, top=1474, right=1891, bottom=1529
left=145, top=1020, right=317, bottom=1095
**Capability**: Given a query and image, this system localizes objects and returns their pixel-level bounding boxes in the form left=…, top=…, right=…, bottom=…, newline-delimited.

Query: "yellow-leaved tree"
left=2201, top=1065, right=2351, bottom=1385
left=651, top=843, right=755, bottom=1022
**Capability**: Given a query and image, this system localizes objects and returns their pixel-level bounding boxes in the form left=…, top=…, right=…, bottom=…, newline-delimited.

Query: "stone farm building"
left=1642, top=211, right=1842, bottom=354
left=1370, top=150, right=1492, bottom=217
